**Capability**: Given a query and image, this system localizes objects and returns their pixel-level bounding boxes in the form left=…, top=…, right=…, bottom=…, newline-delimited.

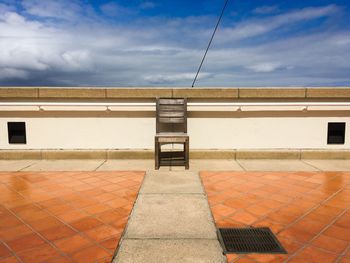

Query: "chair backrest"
left=156, top=98, right=187, bottom=133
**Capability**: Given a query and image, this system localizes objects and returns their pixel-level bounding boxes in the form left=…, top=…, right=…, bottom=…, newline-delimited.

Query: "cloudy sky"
left=0, top=0, right=349, bottom=87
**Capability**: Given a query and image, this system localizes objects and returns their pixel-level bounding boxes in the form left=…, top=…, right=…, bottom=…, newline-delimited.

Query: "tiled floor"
left=0, top=171, right=144, bottom=263
left=200, top=171, right=350, bottom=263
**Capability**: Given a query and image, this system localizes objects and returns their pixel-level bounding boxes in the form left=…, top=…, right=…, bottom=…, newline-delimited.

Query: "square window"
left=327, top=122, right=345, bottom=144
left=8, top=122, right=26, bottom=144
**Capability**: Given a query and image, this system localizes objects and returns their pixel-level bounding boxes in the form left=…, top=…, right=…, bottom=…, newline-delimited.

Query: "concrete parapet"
left=1, top=149, right=350, bottom=160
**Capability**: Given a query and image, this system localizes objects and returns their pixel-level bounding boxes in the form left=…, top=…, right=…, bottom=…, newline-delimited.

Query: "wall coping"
left=1, top=87, right=350, bottom=99
left=1, top=149, right=350, bottom=160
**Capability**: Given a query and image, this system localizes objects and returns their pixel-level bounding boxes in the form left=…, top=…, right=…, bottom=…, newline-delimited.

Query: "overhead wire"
left=191, top=0, right=230, bottom=87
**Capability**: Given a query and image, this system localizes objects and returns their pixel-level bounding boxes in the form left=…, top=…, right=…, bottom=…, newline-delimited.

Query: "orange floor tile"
left=0, top=171, right=144, bottom=263
left=200, top=171, right=350, bottom=263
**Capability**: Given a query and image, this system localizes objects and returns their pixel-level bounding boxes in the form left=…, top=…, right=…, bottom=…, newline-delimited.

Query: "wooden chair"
left=155, top=98, right=189, bottom=169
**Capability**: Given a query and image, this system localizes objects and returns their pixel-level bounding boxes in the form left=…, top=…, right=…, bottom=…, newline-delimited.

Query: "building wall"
left=0, top=115, right=349, bottom=150
left=1, top=87, right=350, bottom=151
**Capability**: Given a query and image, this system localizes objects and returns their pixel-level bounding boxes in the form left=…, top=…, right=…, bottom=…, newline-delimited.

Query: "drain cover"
left=217, top=227, right=287, bottom=254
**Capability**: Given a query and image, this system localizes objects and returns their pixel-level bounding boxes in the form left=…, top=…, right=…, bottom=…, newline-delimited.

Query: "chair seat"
left=155, top=133, right=188, bottom=143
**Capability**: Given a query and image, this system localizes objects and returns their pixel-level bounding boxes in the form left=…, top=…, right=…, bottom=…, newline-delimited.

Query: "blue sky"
left=0, top=0, right=349, bottom=86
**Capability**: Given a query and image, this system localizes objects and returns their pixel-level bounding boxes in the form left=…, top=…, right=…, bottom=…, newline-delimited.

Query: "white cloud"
left=100, top=2, right=134, bottom=17
left=61, top=51, right=93, bottom=71
left=0, top=3, right=15, bottom=14
left=0, top=68, right=28, bottom=79
left=246, top=63, right=282, bottom=73
left=140, top=1, right=156, bottom=10
left=217, top=5, right=339, bottom=43
left=0, top=2, right=349, bottom=86
left=253, top=6, right=279, bottom=15
left=22, top=0, right=84, bottom=20
left=144, top=73, right=211, bottom=84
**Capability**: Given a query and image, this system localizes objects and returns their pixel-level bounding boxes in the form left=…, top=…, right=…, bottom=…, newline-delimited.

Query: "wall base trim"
left=1, top=149, right=350, bottom=160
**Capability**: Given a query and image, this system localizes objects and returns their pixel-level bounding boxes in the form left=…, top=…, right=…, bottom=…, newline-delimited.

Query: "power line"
left=191, top=0, right=230, bottom=87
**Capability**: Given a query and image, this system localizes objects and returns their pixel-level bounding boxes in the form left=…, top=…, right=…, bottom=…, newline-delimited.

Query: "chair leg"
left=185, top=138, right=189, bottom=170
left=155, top=138, right=159, bottom=170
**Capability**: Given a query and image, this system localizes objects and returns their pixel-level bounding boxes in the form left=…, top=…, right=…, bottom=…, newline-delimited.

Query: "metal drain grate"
left=217, top=227, right=287, bottom=254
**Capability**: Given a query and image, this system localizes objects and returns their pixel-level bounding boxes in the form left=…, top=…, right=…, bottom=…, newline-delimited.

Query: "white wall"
left=190, top=117, right=350, bottom=149
left=1, top=116, right=349, bottom=149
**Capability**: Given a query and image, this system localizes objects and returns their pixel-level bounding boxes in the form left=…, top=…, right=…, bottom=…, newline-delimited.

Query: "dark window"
left=8, top=122, right=26, bottom=144
left=327, top=122, right=345, bottom=144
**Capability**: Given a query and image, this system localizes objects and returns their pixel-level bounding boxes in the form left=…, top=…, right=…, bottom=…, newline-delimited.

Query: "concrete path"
left=22, top=159, right=105, bottom=171
left=303, top=159, right=350, bottom=171
left=0, top=160, right=39, bottom=171
left=0, top=159, right=350, bottom=172
left=236, top=159, right=319, bottom=171
left=97, top=159, right=244, bottom=171
left=112, top=171, right=226, bottom=263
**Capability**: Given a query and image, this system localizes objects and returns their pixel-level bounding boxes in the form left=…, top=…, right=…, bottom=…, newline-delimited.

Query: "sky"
left=0, top=0, right=349, bottom=87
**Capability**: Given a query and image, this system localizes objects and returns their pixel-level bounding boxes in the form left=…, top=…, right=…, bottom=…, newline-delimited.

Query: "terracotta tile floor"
left=0, top=171, right=144, bottom=263
left=200, top=171, right=350, bottom=263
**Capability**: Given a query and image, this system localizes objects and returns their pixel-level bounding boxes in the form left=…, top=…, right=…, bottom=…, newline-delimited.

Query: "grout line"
left=4, top=206, right=71, bottom=261
left=94, top=159, right=107, bottom=171
left=235, top=159, right=246, bottom=171
left=17, top=160, right=40, bottom=172
left=140, top=193, right=205, bottom=196
left=204, top=174, right=314, bottom=224
left=279, top=179, right=345, bottom=234
left=0, top=239, right=23, bottom=263
left=300, top=159, right=323, bottom=171
left=139, top=192, right=205, bottom=195
left=123, top=237, right=220, bottom=241
left=284, top=178, right=350, bottom=262
left=211, top=188, right=294, bottom=225
left=335, top=244, right=350, bottom=263
left=285, top=204, right=350, bottom=262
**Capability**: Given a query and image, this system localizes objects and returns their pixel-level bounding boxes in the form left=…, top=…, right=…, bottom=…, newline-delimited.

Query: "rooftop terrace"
left=1, top=87, right=350, bottom=262
left=0, top=159, right=350, bottom=263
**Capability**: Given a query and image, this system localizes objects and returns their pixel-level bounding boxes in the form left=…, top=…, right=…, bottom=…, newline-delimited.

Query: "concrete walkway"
left=1, top=159, right=350, bottom=172
left=112, top=171, right=226, bottom=263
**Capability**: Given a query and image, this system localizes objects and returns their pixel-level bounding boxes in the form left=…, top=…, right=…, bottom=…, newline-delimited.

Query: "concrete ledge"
left=236, top=150, right=301, bottom=159
left=306, top=88, right=350, bottom=98
left=42, top=150, right=107, bottom=159
left=106, top=88, right=172, bottom=98
left=107, top=150, right=153, bottom=159
left=190, top=150, right=236, bottom=159
left=0, top=150, right=42, bottom=159
left=239, top=88, right=306, bottom=98
left=39, top=88, right=106, bottom=99
left=173, top=88, right=238, bottom=98
left=0, top=88, right=38, bottom=98
left=1, top=87, right=350, bottom=99
left=301, top=150, right=350, bottom=159
left=1, top=149, right=350, bottom=159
